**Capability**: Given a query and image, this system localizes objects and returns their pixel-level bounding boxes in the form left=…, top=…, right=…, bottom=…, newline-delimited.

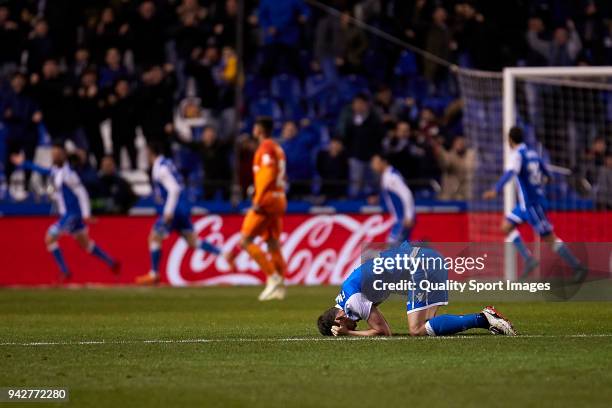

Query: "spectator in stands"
left=594, top=153, right=612, bottom=209
left=433, top=135, right=476, bottom=200
left=137, top=65, right=176, bottom=147
left=257, top=0, right=309, bottom=77
left=526, top=18, right=582, bottom=66
left=316, top=138, right=349, bottom=200
left=176, top=0, right=208, bottom=21
left=108, top=79, right=138, bottom=170
left=382, top=120, right=412, bottom=180
left=171, top=10, right=206, bottom=63
left=97, top=155, right=137, bottom=214
left=25, top=18, right=54, bottom=74
left=31, top=58, right=86, bottom=148
left=174, top=97, right=210, bottom=142
left=453, top=2, right=500, bottom=71
left=69, top=148, right=100, bottom=198
left=280, top=120, right=319, bottom=199
left=213, top=0, right=239, bottom=47
left=99, top=48, right=129, bottom=90
left=418, top=107, right=440, bottom=139
left=581, top=136, right=607, bottom=186
left=424, top=7, right=454, bottom=91
left=237, top=132, right=257, bottom=198
left=314, top=13, right=342, bottom=82
left=77, top=69, right=105, bottom=167
left=340, top=93, right=383, bottom=197
left=128, top=1, right=166, bottom=66
left=412, top=108, right=442, bottom=188
left=89, top=7, right=128, bottom=64
left=2, top=72, right=42, bottom=186
left=337, top=11, right=368, bottom=75
left=373, top=84, right=401, bottom=130
left=173, top=125, right=232, bottom=200
left=187, top=43, right=220, bottom=110
left=71, top=47, right=92, bottom=79
left=212, top=46, right=238, bottom=138
left=0, top=6, right=22, bottom=76
left=576, top=1, right=607, bottom=65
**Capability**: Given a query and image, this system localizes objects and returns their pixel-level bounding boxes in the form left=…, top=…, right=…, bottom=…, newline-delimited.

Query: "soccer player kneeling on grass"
left=317, top=242, right=517, bottom=337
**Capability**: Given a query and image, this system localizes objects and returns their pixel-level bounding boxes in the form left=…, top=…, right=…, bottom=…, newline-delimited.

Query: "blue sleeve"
left=21, top=161, right=51, bottom=176
left=540, top=159, right=552, bottom=180
left=494, top=170, right=515, bottom=194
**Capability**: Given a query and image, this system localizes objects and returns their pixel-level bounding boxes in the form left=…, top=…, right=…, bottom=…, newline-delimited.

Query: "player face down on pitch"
left=317, top=242, right=517, bottom=337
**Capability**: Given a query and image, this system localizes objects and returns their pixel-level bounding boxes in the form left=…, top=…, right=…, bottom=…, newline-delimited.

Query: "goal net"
left=458, top=67, right=612, bottom=279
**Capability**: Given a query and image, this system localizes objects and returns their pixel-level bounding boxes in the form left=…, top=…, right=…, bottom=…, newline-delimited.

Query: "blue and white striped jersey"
left=497, top=143, right=551, bottom=209
left=51, top=163, right=91, bottom=218
left=151, top=156, right=191, bottom=217
left=23, top=161, right=91, bottom=218
left=381, top=166, right=415, bottom=224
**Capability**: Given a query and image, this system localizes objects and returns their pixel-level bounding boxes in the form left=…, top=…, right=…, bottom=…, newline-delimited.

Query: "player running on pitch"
left=135, top=142, right=221, bottom=284
left=483, top=126, right=587, bottom=282
left=317, top=242, right=516, bottom=337
left=370, top=153, right=415, bottom=244
left=11, top=142, right=119, bottom=281
left=225, top=117, right=288, bottom=301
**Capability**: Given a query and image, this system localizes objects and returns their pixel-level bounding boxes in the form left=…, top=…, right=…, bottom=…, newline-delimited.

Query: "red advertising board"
left=0, top=212, right=609, bottom=286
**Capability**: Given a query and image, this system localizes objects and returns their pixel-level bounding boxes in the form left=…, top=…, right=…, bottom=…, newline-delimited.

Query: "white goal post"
left=502, top=66, right=612, bottom=280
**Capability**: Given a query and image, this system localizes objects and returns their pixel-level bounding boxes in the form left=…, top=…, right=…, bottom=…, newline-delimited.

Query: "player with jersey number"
left=225, top=117, right=288, bottom=301
left=135, top=142, right=221, bottom=284
left=11, top=141, right=119, bottom=282
left=371, top=153, right=415, bottom=244
left=483, top=126, right=587, bottom=282
left=317, top=241, right=517, bottom=337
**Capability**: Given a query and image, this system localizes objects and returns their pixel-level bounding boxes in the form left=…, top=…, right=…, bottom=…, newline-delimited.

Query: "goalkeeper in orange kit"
left=226, top=117, right=288, bottom=300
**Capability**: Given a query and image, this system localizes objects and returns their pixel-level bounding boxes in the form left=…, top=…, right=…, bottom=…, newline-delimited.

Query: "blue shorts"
left=406, top=249, right=449, bottom=314
left=388, top=221, right=413, bottom=244
left=506, top=204, right=553, bottom=236
left=153, top=210, right=193, bottom=237
left=48, top=214, right=86, bottom=237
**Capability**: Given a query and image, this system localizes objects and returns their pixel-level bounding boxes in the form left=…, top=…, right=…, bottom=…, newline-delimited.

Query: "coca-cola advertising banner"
left=0, top=212, right=609, bottom=286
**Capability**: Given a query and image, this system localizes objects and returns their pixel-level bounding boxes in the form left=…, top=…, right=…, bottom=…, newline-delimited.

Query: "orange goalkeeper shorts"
left=240, top=209, right=283, bottom=241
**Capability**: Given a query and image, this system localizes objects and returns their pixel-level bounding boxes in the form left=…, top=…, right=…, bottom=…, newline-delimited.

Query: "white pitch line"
left=1, top=334, right=612, bottom=347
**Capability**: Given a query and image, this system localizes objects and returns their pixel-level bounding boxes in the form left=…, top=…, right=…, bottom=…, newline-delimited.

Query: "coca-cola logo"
left=166, top=214, right=394, bottom=286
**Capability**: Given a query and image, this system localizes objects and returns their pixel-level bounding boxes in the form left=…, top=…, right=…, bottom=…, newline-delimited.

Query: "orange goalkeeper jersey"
left=252, top=138, right=286, bottom=212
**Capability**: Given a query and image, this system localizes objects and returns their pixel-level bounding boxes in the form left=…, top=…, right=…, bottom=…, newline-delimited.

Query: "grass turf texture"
left=1, top=287, right=611, bottom=408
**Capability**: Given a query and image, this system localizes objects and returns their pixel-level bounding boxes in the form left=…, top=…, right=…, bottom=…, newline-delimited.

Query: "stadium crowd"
left=0, top=0, right=611, bottom=210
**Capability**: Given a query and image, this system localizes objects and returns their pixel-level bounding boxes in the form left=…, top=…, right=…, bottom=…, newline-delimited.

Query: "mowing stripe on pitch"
left=1, top=334, right=612, bottom=347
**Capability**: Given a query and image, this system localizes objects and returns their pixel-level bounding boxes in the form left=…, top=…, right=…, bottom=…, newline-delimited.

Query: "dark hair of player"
left=317, top=307, right=339, bottom=336
left=372, top=152, right=391, bottom=163
left=50, top=139, right=65, bottom=149
left=509, top=126, right=524, bottom=144
left=148, top=141, right=166, bottom=157
left=353, top=92, right=370, bottom=103
left=255, top=116, right=274, bottom=137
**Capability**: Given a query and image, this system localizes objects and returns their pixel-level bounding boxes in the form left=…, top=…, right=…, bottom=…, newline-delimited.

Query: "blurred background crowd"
left=0, top=0, right=611, bottom=212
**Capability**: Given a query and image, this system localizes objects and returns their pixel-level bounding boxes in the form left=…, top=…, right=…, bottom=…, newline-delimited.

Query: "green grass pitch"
left=1, top=286, right=611, bottom=407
